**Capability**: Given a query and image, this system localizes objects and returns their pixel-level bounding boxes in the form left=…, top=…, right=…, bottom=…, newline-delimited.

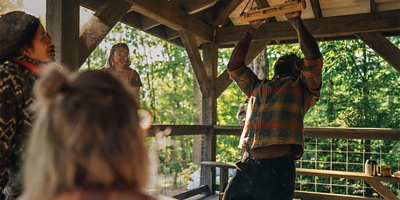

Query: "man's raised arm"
left=286, top=11, right=321, bottom=60
left=227, top=20, right=264, bottom=71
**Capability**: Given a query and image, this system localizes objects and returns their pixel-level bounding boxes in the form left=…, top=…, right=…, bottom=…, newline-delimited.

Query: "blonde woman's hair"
left=21, top=69, right=149, bottom=200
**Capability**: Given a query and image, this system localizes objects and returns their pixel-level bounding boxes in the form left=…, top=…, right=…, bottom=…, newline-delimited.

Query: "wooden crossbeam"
left=239, top=0, right=306, bottom=23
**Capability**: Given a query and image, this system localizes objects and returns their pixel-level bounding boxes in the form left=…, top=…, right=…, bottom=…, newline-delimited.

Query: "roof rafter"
left=212, top=0, right=244, bottom=27
left=356, top=32, right=400, bottom=72
left=310, top=0, right=322, bottom=18
left=126, top=0, right=212, bottom=43
left=179, top=30, right=211, bottom=97
left=79, top=0, right=132, bottom=66
left=216, top=10, right=400, bottom=46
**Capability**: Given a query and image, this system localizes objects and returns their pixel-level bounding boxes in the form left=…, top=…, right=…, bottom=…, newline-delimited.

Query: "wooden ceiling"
left=47, top=0, right=399, bottom=72
left=80, top=0, right=400, bottom=48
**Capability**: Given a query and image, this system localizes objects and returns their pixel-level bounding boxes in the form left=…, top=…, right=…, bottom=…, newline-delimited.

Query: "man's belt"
left=245, top=144, right=293, bottom=160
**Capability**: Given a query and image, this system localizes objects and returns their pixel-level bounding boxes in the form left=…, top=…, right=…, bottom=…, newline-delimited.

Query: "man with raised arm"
left=223, top=11, right=323, bottom=200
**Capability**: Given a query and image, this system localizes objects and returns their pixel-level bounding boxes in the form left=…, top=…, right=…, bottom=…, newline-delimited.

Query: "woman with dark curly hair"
left=102, top=43, right=142, bottom=106
left=0, top=10, right=54, bottom=199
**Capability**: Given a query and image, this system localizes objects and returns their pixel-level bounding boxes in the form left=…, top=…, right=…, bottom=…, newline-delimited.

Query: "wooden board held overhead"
left=239, top=0, right=306, bottom=22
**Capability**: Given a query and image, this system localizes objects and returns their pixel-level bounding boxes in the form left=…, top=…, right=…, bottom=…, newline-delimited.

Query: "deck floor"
left=182, top=194, right=216, bottom=200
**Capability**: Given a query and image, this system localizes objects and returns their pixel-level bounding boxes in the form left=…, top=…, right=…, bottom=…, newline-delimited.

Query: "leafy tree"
left=0, top=0, right=23, bottom=14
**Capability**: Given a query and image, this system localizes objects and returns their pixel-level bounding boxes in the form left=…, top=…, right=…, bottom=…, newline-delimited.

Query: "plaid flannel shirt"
left=228, top=57, right=323, bottom=159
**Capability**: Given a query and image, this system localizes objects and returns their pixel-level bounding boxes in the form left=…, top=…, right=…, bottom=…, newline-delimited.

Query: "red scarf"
left=13, top=59, right=40, bottom=75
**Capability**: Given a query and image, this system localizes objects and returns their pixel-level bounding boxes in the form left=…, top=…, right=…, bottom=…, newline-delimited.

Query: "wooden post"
left=46, top=0, right=80, bottom=71
left=201, top=42, right=218, bottom=193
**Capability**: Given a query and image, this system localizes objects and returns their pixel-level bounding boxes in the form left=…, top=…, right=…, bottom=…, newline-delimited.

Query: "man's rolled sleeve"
left=228, top=65, right=259, bottom=98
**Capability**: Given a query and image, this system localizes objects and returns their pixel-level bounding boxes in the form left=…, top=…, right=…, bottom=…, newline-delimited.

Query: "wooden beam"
left=79, top=0, right=131, bottom=67
left=172, top=185, right=209, bottom=199
left=126, top=0, right=212, bottom=43
left=370, top=0, right=376, bottom=13
left=140, top=15, right=160, bottom=31
left=144, top=26, right=167, bottom=40
left=148, top=125, right=400, bottom=141
left=120, top=11, right=142, bottom=29
left=310, top=0, right=323, bottom=18
left=356, top=32, right=400, bottom=72
left=169, top=0, right=219, bottom=14
left=215, top=70, right=231, bottom=98
left=216, top=10, right=400, bottom=46
left=179, top=30, right=211, bottom=97
left=46, top=0, right=80, bottom=71
left=304, top=127, right=400, bottom=140
left=294, top=191, right=378, bottom=200
left=165, top=27, right=181, bottom=41
left=79, top=0, right=102, bottom=11
left=239, top=1, right=306, bottom=23
left=211, top=0, right=244, bottom=27
left=297, top=168, right=400, bottom=200
left=366, top=179, right=399, bottom=199
left=213, top=126, right=400, bottom=141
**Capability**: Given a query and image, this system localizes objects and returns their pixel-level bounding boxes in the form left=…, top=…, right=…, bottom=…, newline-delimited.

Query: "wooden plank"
left=217, top=10, right=400, bottom=46
left=305, top=127, right=400, bottom=141
left=172, top=185, right=209, bottom=199
left=356, top=32, right=400, bottom=72
left=296, top=168, right=400, bottom=183
left=365, top=178, right=399, bottom=199
left=179, top=30, right=211, bottom=97
left=212, top=126, right=400, bottom=141
left=79, top=0, right=131, bottom=67
left=298, top=168, right=400, bottom=199
left=256, top=0, right=277, bottom=22
left=239, top=0, right=306, bottom=23
left=319, top=0, right=370, bottom=18
left=147, top=125, right=400, bottom=141
left=215, top=70, right=232, bottom=98
left=126, top=0, right=212, bottom=43
left=201, top=161, right=236, bottom=198
left=294, top=191, right=378, bottom=200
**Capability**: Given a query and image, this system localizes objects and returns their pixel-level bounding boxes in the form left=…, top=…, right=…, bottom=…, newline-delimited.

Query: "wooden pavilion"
left=44, top=0, right=400, bottom=199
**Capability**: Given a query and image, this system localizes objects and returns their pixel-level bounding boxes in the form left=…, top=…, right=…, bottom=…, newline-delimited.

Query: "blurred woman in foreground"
left=19, top=69, right=157, bottom=200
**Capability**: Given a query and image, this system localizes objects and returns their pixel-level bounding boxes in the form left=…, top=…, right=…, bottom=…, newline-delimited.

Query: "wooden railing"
left=147, top=126, right=400, bottom=199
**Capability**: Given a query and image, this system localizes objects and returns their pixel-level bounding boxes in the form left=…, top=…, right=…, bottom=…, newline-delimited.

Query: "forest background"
left=2, top=1, right=399, bottom=197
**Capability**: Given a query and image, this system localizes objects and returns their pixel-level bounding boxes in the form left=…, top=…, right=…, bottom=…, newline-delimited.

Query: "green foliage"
left=0, top=0, right=23, bottom=14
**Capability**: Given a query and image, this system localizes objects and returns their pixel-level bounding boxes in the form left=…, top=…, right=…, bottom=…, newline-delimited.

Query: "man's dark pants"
left=222, top=155, right=295, bottom=200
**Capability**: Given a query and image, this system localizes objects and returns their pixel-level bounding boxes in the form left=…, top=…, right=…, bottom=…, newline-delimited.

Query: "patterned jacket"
left=0, top=58, right=38, bottom=195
